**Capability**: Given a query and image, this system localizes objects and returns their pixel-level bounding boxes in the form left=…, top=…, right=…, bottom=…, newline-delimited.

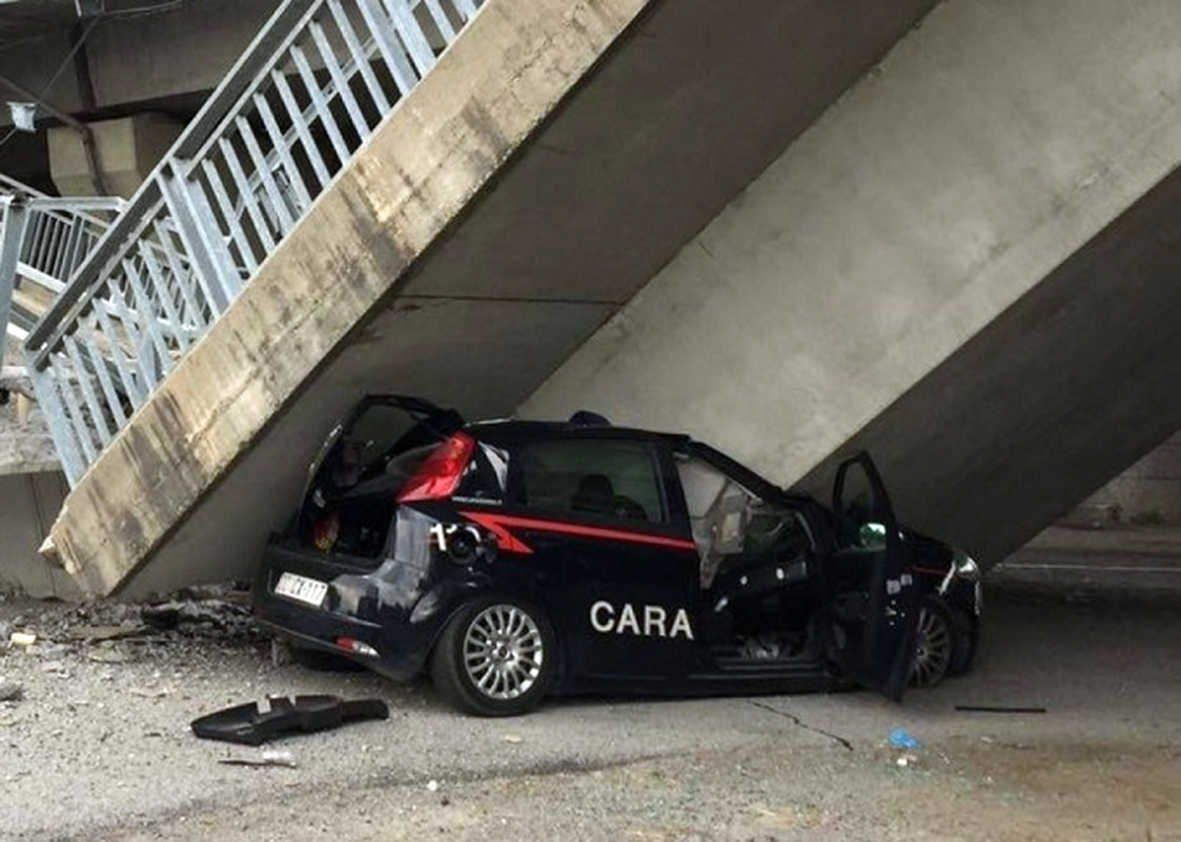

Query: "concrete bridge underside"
left=49, top=0, right=938, bottom=595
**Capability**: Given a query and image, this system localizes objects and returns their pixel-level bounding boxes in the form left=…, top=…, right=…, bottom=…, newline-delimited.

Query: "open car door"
left=830, top=452, right=918, bottom=701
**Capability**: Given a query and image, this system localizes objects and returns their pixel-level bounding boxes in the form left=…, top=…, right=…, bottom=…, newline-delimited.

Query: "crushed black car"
left=254, top=396, right=982, bottom=716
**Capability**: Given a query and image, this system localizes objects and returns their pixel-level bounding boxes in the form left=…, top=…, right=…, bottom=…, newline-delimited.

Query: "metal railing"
left=21, top=0, right=484, bottom=485
left=0, top=176, right=123, bottom=342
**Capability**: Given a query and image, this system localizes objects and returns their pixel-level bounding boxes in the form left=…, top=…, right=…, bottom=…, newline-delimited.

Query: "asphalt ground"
left=1, top=527, right=1178, bottom=840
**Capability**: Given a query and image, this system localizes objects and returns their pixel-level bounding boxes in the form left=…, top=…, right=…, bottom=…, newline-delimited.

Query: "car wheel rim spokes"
left=463, top=604, right=545, bottom=701
left=911, top=608, right=952, bottom=687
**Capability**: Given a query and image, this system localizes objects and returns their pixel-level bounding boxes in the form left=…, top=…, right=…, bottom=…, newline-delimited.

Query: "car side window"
left=676, top=455, right=813, bottom=589
left=515, top=438, right=667, bottom=524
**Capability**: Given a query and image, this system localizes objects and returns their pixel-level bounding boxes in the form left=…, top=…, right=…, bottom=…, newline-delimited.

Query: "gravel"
left=0, top=567, right=1179, bottom=841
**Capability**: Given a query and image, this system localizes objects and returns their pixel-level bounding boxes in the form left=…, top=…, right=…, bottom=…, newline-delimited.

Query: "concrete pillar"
left=48, top=113, right=183, bottom=198
left=521, top=0, right=1181, bottom=563
left=0, top=471, right=76, bottom=599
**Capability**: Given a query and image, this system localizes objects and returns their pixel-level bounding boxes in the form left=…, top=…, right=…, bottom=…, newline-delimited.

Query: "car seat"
left=571, top=474, right=648, bottom=521
left=571, top=474, right=616, bottom=515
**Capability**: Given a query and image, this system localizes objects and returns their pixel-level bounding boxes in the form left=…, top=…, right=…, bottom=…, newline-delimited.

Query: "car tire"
left=430, top=596, right=557, bottom=717
left=910, top=597, right=956, bottom=688
left=946, top=604, right=977, bottom=677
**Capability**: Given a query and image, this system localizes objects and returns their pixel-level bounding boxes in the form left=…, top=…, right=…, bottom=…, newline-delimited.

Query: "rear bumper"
left=252, top=542, right=435, bottom=681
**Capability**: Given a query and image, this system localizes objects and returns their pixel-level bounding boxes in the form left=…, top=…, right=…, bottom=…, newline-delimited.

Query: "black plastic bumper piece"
left=191, top=695, right=390, bottom=746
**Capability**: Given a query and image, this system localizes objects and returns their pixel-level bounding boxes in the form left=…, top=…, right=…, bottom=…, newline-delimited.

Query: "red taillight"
left=336, top=637, right=378, bottom=657
left=397, top=432, right=476, bottom=502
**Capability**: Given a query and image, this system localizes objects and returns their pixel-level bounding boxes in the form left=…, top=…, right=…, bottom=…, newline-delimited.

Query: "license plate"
left=274, top=572, right=328, bottom=607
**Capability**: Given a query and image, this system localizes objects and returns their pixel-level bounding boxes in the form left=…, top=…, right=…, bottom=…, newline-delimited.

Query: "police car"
left=254, top=396, right=982, bottom=716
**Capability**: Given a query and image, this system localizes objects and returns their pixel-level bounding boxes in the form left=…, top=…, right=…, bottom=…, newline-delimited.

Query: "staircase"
left=17, top=0, right=484, bottom=485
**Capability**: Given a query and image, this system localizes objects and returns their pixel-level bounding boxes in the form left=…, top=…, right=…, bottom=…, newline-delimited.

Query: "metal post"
left=1, top=195, right=30, bottom=342
left=26, top=357, right=87, bottom=485
left=157, top=163, right=239, bottom=311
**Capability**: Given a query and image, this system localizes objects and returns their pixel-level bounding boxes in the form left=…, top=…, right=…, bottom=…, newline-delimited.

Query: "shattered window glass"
left=676, top=455, right=811, bottom=589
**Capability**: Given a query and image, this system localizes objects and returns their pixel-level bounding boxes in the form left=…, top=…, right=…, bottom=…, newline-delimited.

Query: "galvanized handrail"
left=22, top=0, right=484, bottom=484
left=1, top=178, right=123, bottom=343
left=0, top=176, right=120, bottom=286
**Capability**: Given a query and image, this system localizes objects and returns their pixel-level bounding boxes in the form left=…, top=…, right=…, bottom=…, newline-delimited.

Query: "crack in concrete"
left=747, top=700, right=854, bottom=751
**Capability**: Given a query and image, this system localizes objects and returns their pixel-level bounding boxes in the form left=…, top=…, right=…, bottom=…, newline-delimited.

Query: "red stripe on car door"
left=459, top=511, right=696, bottom=555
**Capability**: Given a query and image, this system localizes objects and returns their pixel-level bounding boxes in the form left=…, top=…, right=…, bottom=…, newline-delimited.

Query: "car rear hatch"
left=293, top=395, right=465, bottom=556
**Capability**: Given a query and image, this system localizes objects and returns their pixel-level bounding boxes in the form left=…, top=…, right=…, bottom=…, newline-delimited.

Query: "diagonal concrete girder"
left=794, top=165, right=1181, bottom=565
left=522, top=0, right=1181, bottom=568
left=49, top=0, right=937, bottom=595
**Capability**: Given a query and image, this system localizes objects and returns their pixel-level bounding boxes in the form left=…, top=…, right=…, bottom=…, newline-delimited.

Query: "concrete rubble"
left=0, top=584, right=259, bottom=669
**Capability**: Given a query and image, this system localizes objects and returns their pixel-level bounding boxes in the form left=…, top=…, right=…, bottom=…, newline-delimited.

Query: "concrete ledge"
left=797, top=162, right=1181, bottom=564
left=0, top=401, right=60, bottom=478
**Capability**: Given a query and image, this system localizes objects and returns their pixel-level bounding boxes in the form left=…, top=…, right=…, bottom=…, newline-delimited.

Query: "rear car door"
left=829, top=452, right=919, bottom=701
left=502, top=434, right=699, bottom=683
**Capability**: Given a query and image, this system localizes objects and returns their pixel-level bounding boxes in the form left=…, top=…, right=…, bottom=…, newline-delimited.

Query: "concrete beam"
left=47, top=0, right=936, bottom=595
left=0, top=390, right=60, bottom=477
left=0, top=0, right=277, bottom=131
left=522, top=0, right=1181, bottom=566
left=48, top=113, right=183, bottom=198
left=795, top=164, right=1181, bottom=563
left=84, top=0, right=277, bottom=111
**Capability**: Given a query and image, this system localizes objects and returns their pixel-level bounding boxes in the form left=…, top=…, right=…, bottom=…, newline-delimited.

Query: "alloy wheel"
left=910, top=605, right=953, bottom=687
left=463, top=604, right=545, bottom=701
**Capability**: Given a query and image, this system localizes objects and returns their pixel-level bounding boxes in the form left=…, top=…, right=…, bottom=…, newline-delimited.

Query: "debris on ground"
left=217, top=749, right=299, bottom=769
left=0, top=584, right=259, bottom=668
left=0, top=681, right=23, bottom=701
left=191, top=695, right=390, bottom=746
left=86, top=644, right=133, bottom=664
left=955, top=705, right=1048, bottom=714
left=270, top=637, right=294, bottom=667
left=888, top=728, right=922, bottom=751
left=68, top=624, right=150, bottom=642
left=141, top=600, right=245, bottom=632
